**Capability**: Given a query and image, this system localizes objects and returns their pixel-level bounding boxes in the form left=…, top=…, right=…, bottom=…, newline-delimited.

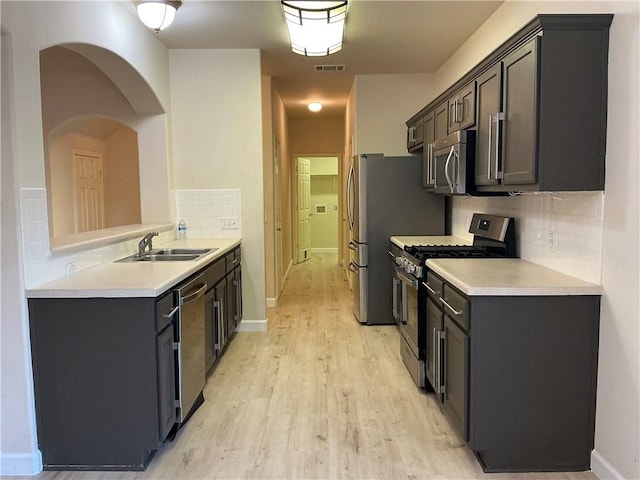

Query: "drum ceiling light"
left=136, top=0, right=182, bottom=32
left=281, top=1, right=348, bottom=56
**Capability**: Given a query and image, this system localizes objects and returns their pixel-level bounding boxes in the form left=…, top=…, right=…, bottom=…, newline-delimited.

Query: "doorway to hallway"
left=294, top=156, right=340, bottom=265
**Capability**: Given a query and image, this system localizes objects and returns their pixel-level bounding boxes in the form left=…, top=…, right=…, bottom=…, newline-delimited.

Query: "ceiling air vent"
left=313, top=64, right=346, bottom=72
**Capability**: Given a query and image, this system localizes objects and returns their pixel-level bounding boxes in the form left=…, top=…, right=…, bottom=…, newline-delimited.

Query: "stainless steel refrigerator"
left=347, top=153, right=444, bottom=325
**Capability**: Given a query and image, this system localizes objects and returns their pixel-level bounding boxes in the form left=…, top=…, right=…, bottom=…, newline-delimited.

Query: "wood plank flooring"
left=28, top=253, right=597, bottom=480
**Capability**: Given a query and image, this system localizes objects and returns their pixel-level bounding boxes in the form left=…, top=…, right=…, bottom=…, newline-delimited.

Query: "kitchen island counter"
left=26, top=238, right=241, bottom=298
left=427, top=258, right=602, bottom=296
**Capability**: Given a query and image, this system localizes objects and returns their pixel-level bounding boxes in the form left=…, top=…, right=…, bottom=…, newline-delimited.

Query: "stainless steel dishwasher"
left=174, top=274, right=207, bottom=423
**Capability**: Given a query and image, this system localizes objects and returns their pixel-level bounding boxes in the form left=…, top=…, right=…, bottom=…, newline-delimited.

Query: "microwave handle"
left=444, top=145, right=455, bottom=194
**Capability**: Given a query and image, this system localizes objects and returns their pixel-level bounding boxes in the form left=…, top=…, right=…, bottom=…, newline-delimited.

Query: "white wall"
left=169, top=49, right=266, bottom=327
left=353, top=73, right=435, bottom=156
left=0, top=1, right=171, bottom=474
left=438, top=2, right=639, bottom=478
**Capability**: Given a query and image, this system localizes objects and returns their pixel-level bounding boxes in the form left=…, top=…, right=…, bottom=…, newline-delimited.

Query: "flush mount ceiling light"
left=136, top=0, right=182, bottom=32
left=308, top=102, right=323, bottom=112
left=281, top=1, right=348, bottom=56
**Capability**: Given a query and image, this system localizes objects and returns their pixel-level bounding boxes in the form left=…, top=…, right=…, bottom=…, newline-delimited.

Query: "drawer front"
left=225, top=248, right=240, bottom=271
left=400, top=336, right=425, bottom=388
left=203, top=258, right=226, bottom=290
left=156, top=292, right=176, bottom=332
left=442, top=284, right=469, bottom=330
left=424, top=271, right=444, bottom=301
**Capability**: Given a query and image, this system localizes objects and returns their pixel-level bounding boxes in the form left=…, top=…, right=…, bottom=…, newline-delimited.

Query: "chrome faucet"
left=138, top=232, right=158, bottom=255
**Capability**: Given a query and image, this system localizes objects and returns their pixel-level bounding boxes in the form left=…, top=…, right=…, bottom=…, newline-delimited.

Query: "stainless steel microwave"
left=428, top=130, right=475, bottom=195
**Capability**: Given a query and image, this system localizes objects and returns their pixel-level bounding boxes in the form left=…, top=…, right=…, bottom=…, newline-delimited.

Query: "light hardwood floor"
left=28, top=253, right=597, bottom=480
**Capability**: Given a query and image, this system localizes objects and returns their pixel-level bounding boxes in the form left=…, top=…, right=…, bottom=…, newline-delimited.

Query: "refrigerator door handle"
left=347, top=164, right=355, bottom=230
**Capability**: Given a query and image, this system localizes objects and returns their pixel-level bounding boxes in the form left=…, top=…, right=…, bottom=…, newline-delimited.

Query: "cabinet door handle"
left=408, top=126, right=416, bottom=143
left=422, top=281, right=439, bottom=296
left=439, top=297, right=463, bottom=316
left=495, top=112, right=505, bottom=179
left=233, top=279, right=241, bottom=321
left=163, top=305, right=179, bottom=319
left=432, top=327, right=438, bottom=394
left=439, top=330, right=447, bottom=395
left=487, top=115, right=493, bottom=180
left=426, top=143, right=431, bottom=184
left=213, top=300, right=221, bottom=350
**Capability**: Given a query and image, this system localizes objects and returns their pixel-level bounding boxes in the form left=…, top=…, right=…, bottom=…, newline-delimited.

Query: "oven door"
left=397, top=270, right=424, bottom=387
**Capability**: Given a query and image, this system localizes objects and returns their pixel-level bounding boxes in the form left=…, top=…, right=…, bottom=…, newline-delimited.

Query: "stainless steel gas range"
left=389, top=213, right=516, bottom=388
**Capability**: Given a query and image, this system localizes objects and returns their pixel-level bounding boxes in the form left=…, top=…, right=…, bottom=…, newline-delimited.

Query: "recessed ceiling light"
left=308, top=102, right=323, bottom=112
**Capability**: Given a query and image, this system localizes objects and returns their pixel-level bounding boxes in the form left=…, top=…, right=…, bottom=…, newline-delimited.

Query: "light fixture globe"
left=308, top=102, right=323, bottom=112
left=282, top=1, right=348, bottom=56
left=136, top=0, right=182, bottom=32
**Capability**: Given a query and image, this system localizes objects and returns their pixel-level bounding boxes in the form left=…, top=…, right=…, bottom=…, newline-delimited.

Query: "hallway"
left=30, top=254, right=597, bottom=480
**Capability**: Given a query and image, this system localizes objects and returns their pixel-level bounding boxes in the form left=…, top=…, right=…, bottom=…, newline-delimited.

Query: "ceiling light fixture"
left=308, top=102, right=323, bottom=112
left=136, top=0, right=182, bottom=32
left=281, top=1, right=348, bottom=57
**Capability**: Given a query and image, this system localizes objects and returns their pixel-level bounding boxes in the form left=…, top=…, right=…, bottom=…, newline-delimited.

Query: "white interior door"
left=73, top=150, right=105, bottom=233
left=297, top=157, right=311, bottom=263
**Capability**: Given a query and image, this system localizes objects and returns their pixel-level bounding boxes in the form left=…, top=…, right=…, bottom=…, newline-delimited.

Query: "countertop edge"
left=427, top=259, right=603, bottom=297
left=26, top=238, right=241, bottom=299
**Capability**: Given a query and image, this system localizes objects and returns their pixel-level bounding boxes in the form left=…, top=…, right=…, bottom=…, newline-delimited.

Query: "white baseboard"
left=591, top=450, right=625, bottom=480
left=266, top=297, right=277, bottom=308
left=310, top=248, right=338, bottom=253
left=0, top=450, right=43, bottom=476
left=237, top=319, right=268, bottom=332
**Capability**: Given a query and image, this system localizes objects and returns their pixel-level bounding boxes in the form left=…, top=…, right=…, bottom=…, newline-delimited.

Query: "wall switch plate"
left=221, top=217, right=239, bottom=229
left=66, top=262, right=77, bottom=275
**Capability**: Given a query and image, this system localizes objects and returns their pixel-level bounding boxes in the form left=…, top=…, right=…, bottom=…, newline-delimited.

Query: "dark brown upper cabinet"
left=447, top=82, right=476, bottom=134
left=407, top=14, right=613, bottom=193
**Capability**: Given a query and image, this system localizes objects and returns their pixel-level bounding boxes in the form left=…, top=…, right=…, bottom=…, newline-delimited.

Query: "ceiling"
left=124, top=1, right=504, bottom=118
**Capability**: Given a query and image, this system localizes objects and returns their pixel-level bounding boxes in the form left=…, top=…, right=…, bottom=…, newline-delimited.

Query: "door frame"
left=291, top=153, right=343, bottom=265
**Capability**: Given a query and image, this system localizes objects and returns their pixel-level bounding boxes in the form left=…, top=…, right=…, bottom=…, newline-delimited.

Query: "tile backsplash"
left=174, top=189, right=242, bottom=239
left=18, top=188, right=242, bottom=289
left=451, top=192, right=603, bottom=284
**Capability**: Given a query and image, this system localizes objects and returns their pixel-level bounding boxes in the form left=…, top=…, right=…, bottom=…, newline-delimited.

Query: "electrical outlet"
left=66, top=262, right=77, bottom=275
left=221, top=217, right=239, bottom=230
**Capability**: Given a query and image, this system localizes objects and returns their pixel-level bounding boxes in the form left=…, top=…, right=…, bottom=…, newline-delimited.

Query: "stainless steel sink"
left=116, top=248, right=217, bottom=263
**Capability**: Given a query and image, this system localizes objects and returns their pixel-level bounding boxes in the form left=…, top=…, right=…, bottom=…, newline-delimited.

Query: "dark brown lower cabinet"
left=28, top=296, right=176, bottom=470
left=442, top=315, right=469, bottom=441
left=28, top=245, right=243, bottom=471
left=423, top=271, right=601, bottom=473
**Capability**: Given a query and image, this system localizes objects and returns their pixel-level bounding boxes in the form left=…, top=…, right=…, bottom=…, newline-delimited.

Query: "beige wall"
left=434, top=2, right=639, bottom=478
left=353, top=73, right=435, bottom=156
left=289, top=116, right=345, bottom=154
left=104, top=125, right=141, bottom=228
left=270, top=84, right=292, bottom=301
left=310, top=174, right=339, bottom=250
left=169, top=49, right=266, bottom=324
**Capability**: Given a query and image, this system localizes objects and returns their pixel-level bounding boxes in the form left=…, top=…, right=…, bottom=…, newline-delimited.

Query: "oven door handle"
left=397, top=270, right=418, bottom=290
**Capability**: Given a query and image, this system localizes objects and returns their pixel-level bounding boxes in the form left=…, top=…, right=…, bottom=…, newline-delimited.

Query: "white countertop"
left=426, top=258, right=603, bottom=296
left=26, top=238, right=241, bottom=299
left=390, top=235, right=471, bottom=249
